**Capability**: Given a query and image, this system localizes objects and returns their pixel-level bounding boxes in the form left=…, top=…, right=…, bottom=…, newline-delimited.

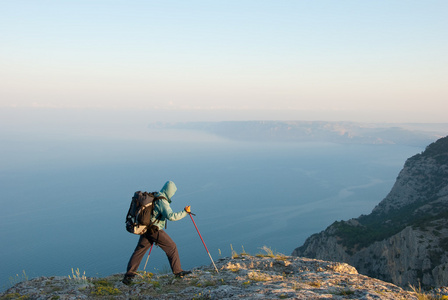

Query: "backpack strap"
left=151, top=196, right=167, bottom=221
left=153, top=196, right=168, bottom=229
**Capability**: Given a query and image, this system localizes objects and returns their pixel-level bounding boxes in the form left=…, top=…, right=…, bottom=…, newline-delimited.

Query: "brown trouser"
left=125, top=229, right=182, bottom=275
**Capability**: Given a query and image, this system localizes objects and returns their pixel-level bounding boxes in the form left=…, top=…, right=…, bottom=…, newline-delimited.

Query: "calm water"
left=0, top=126, right=422, bottom=290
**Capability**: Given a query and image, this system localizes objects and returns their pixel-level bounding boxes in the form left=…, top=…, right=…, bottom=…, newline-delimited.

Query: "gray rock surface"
left=1, top=255, right=426, bottom=299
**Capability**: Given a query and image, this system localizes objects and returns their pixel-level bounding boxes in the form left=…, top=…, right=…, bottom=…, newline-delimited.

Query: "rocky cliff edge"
left=2, top=254, right=438, bottom=300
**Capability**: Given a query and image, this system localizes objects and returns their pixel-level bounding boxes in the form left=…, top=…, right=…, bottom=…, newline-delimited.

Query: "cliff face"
left=292, top=136, right=448, bottom=288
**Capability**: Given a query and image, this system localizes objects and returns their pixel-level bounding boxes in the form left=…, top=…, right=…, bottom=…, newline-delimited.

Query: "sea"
left=0, top=111, right=424, bottom=290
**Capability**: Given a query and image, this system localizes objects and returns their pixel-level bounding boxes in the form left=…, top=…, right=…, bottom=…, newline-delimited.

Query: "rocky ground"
left=2, top=254, right=446, bottom=300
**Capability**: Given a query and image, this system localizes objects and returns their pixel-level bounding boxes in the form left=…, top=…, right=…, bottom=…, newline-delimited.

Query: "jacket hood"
left=159, top=181, right=177, bottom=202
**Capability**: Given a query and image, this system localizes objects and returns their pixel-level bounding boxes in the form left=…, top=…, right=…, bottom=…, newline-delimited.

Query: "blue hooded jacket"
left=151, top=181, right=188, bottom=230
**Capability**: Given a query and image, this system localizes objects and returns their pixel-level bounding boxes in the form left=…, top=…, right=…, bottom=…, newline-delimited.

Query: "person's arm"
left=160, top=200, right=188, bottom=221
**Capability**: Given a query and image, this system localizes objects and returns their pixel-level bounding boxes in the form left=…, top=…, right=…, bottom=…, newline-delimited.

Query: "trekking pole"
left=143, top=243, right=154, bottom=272
left=189, top=213, right=219, bottom=274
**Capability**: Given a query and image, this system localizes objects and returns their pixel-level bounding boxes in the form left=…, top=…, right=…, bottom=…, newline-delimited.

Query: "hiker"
left=123, top=181, right=191, bottom=284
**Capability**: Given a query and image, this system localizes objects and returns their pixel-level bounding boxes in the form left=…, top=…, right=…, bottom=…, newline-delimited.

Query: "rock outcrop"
left=1, top=255, right=431, bottom=299
left=293, top=136, right=448, bottom=288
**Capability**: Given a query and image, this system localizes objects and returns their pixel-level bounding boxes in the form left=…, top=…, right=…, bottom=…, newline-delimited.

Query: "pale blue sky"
left=1, top=1, right=447, bottom=122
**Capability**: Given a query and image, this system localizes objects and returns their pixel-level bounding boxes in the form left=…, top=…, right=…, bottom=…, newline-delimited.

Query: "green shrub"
left=0, top=293, right=29, bottom=300
left=91, top=285, right=121, bottom=296
left=90, top=278, right=121, bottom=296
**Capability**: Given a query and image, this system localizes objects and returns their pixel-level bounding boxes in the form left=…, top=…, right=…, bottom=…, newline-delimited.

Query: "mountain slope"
left=292, top=136, right=448, bottom=288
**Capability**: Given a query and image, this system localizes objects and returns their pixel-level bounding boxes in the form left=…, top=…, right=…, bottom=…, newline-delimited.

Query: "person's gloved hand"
left=184, top=206, right=191, bottom=213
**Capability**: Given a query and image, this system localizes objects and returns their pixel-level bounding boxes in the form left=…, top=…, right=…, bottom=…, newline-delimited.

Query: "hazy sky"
left=1, top=1, right=447, bottom=122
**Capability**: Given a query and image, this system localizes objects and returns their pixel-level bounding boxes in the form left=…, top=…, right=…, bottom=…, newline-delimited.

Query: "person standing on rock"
left=123, top=181, right=192, bottom=285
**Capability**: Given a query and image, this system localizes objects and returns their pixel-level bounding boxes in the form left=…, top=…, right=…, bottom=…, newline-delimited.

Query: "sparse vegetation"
left=7, top=271, right=28, bottom=291
left=257, top=245, right=275, bottom=258
left=91, top=285, right=121, bottom=296
left=229, top=265, right=240, bottom=272
left=308, top=280, right=321, bottom=288
left=90, top=278, right=121, bottom=296
left=247, top=271, right=270, bottom=282
left=200, top=280, right=217, bottom=287
left=332, top=288, right=355, bottom=296
left=192, top=291, right=212, bottom=300
left=0, top=293, right=30, bottom=300
left=409, top=284, right=448, bottom=300
left=230, top=244, right=238, bottom=259
left=275, top=253, right=288, bottom=261
left=330, top=202, right=448, bottom=255
left=68, top=268, right=88, bottom=285
left=135, top=271, right=154, bottom=283
left=153, top=264, right=172, bottom=274
left=255, top=245, right=288, bottom=261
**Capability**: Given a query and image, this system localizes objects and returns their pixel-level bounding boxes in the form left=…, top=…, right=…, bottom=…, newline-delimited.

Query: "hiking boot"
left=122, top=274, right=135, bottom=285
left=174, top=270, right=192, bottom=278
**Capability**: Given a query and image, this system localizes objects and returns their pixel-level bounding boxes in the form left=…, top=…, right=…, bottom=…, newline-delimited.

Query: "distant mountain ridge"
left=148, top=121, right=448, bottom=146
left=292, top=136, right=448, bottom=288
